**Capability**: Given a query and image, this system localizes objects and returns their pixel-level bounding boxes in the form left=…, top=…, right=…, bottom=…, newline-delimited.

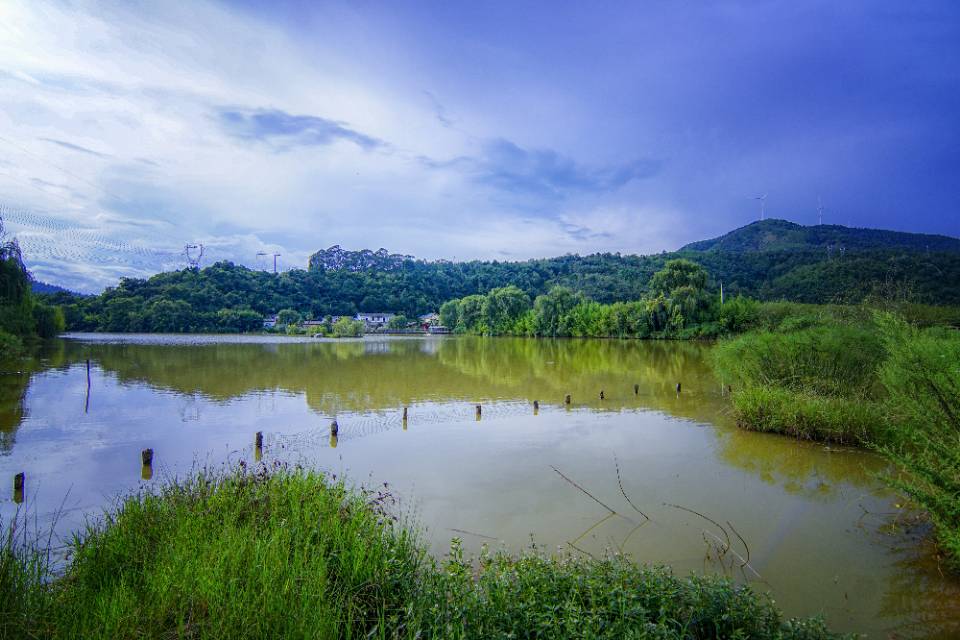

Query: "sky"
left=0, top=1, right=958, bottom=292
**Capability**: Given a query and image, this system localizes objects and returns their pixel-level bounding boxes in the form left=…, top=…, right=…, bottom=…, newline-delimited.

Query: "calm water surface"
left=1, top=334, right=958, bottom=637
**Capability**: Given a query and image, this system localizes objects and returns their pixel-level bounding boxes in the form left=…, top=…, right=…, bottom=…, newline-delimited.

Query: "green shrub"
left=874, top=313, right=960, bottom=570
left=0, top=330, right=24, bottom=361
left=32, top=303, right=65, bottom=339
left=332, top=317, right=364, bottom=338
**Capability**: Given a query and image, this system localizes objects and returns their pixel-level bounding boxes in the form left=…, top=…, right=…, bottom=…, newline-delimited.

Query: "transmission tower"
left=184, top=243, right=204, bottom=269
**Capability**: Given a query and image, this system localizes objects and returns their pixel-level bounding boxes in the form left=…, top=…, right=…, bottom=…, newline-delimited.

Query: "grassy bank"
left=2, top=467, right=849, bottom=639
left=712, top=312, right=960, bottom=570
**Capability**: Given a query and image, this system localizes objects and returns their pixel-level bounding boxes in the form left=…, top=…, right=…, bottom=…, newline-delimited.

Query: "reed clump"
left=712, top=310, right=960, bottom=570
left=1, top=466, right=850, bottom=639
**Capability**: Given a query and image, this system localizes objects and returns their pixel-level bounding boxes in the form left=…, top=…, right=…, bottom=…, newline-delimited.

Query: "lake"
left=1, top=334, right=958, bottom=637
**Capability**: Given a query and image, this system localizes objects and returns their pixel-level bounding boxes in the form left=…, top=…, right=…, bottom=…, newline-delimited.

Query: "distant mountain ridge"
left=31, top=280, right=77, bottom=295
left=681, top=219, right=960, bottom=253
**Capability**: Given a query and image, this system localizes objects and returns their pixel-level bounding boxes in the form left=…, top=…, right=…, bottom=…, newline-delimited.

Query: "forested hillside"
left=682, top=219, right=960, bottom=253
left=46, top=220, right=960, bottom=333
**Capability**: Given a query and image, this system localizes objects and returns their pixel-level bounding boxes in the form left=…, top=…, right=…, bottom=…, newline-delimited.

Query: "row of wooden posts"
left=12, top=381, right=687, bottom=502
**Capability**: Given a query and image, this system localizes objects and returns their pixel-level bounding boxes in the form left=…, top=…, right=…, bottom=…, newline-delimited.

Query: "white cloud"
left=0, top=1, right=686, bottom=292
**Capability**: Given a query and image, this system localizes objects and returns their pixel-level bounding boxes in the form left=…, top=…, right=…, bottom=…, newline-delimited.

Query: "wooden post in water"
left=634, top=383, right=639, bottom=395
left=564, top=394, right=571, bottom=405
left=475, top=404, right=482, bottom=420
left=13, top=472, right=24, bottom=504
left=330, top=420, right=339, bottom=436
left=533, top=400, right=539, bottom=415
left=85, top=359, right=91, bottom=414
left=255, top=431, right=263, bottom=461
left=676, top=382, right=682, bottom=395
left=403, top=406, right=408, bottom=421
left=141, top=449, right=153, bottom=480
left=599, top=390, right=605, bottom=400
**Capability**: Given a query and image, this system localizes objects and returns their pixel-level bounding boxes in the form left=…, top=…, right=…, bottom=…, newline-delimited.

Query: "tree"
left=649, top=259, right=709, bottom=296
left=481, top=285, right=530, bottom=335
left=332, top=317, right=364, bottom=337
left=276, top=308, right=302, bottom=327
left=439, top=299, right=459, bottom=329
left=387, top=315, right=409, bottom=329
left=532, top=286, right=581, bottom=337
left=456, top=295, right=485, bottom=333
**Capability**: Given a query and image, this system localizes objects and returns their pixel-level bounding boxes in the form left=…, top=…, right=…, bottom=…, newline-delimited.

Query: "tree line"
left=29, top=235, right=960, bottom=335
left=438, top=259, right=762, bottom=339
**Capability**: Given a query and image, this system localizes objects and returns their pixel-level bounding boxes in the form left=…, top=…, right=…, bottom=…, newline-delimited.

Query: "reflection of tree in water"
left=0, top=340, right=67, bottom=452
left=866, top=516, right=960, bottom=638
left=0, top=370, right=29, bottom=453
left=53, top=337, right=731, bottom=423
left=714, top=424, right=887, bottom=496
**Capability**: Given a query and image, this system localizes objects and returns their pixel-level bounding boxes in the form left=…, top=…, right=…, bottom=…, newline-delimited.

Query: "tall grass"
left=1, top=467, right=850, bottom=639
left=711, top=322, right=888, bottom=444
left=874, top=314, right=960, bottom=571
left=712, top=310, right=960, bottom=569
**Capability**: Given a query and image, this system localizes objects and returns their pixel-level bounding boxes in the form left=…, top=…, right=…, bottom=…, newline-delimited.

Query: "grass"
left=729, top=386, right=885, bottom=445
left=711, top=309, right=960, bottom=571
left=1, top=466, right=851, bottom=639
left=711, top=321, right=889, bottom=445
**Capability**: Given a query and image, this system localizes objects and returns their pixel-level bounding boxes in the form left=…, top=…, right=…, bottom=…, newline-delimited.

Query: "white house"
left=262, top=315, right=278, bottom=329
left=356, top=312, right=394, bottom=327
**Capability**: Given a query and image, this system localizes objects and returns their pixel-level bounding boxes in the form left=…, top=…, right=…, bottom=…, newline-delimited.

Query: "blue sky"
left=0, top=1, right=958, bottom=291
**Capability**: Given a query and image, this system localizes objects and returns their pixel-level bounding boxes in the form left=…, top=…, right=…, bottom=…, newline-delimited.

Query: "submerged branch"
left=614, top=455, right=649, bottom=521
left=551, top=465, right=621, bottom=517
left=664, top=503, right=731, bottom=555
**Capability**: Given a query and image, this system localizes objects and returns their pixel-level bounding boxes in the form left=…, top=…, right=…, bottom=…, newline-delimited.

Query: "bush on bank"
left=712, top=312, right=960, bottom=569
left=1, top=468, right=851, bottom=639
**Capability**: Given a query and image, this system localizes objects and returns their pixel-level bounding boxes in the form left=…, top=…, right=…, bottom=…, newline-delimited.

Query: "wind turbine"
left=817, top=197, right=824, bottom=225
left=256, top=251, right=267, bottom=270
left=754, top=194, right=767, bottom=221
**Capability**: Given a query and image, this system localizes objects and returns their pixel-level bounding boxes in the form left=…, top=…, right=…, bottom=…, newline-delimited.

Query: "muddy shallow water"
left=1, top=334, right=958, bottom=637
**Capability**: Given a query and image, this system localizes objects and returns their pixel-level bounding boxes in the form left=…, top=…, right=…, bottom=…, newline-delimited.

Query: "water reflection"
left=0, top=335, right=957, bottom=637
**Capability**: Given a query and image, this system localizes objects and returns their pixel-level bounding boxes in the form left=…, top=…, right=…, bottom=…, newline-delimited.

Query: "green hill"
left=681, top=219, right=960, bottom=253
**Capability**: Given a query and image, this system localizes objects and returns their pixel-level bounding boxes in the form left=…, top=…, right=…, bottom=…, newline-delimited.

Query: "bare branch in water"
left=551, top=465, right=620, bottom=516
left=726, top=520, right=750, bottom=568
left=570, top=512, right=617, bottom=546
left=703, top=530, right=763, bottom=581
left=566, top=539, right=599, bottom=560
left=449, top=528, right=498, bottom=541
left=614, top=455, right=649, bottom=521
left=664, top=503, right=731, bottom=555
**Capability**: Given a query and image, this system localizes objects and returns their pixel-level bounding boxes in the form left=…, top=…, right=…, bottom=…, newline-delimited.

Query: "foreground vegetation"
left=1, top=468, right=850, bottom=639
left=712, top=309, right=960, bottom=570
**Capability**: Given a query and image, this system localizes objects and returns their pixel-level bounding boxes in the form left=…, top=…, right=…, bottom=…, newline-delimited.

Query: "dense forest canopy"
left=32, top=219, right=960, bottom=333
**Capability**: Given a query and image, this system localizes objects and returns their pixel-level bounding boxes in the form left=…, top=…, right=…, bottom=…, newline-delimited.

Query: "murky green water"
left=1, top=334, right=958, bottom=637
